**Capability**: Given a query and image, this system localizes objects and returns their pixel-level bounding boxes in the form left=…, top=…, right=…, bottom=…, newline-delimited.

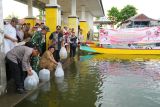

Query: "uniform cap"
left=42, top=25, right=50, bottom=32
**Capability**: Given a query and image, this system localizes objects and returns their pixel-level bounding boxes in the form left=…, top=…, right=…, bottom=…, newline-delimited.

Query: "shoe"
left=16, top=88, right=26, bottom=94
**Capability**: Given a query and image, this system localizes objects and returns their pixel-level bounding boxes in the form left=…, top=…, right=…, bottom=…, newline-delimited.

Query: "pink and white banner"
left=99, top=26, right=160, bottom=44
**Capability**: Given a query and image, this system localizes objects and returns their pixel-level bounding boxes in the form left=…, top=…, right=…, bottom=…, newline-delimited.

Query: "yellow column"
left=68, top=16, right=78, bottom=35
left=45, top=6, right=58, bottom=49
left=25, top=18, right=36, bottom=28
left=79, top=21, right=89, bottom=41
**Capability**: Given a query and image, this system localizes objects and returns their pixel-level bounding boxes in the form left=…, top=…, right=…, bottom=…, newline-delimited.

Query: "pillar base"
left=79, top=21, right=89, bottom=41
left=68, top=16, right=78, bottom=35
left=25, top=17, right=36, bottom=28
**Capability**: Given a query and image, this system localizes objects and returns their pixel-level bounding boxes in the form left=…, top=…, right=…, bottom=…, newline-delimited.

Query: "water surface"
left=16, top=54, right=160, bottom=107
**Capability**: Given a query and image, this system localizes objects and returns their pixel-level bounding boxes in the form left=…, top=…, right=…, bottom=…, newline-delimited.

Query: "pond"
left=16, top=54, right=160, bottom=107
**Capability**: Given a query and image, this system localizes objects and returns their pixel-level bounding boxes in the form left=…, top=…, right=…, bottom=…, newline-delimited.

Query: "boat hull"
left=80, top=46, right=160, bottom=55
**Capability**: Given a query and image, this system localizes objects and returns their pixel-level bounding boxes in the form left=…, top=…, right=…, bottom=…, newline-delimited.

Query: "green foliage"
left=5, top=13, right=19, bottom=19
left=38, top=9, right=43, bottom=21
left=96, top=17, right=100, bottom=20
left=107, top=5, right=137, bottom=25
left=107, top=7, right=120, bottom=24
left=120, top=5, right=137, bottom=22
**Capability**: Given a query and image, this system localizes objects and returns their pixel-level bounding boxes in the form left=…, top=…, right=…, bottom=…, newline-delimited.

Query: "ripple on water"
left=15, top=55, right=160, bottom=107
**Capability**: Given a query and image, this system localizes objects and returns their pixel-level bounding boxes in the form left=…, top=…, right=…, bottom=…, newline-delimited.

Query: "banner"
left=99, top=26, right=160, bottom=44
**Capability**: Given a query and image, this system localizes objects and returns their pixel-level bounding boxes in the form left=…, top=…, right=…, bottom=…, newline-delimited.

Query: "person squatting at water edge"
left=39, top=45, right=58, bottom=72
left=5, top=46, right=40, bottom=94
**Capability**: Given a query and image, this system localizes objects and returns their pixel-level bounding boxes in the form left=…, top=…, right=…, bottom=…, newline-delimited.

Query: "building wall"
left=61, top=12, right=70, bottom=27
left=0, top=0, right=6, bottom=96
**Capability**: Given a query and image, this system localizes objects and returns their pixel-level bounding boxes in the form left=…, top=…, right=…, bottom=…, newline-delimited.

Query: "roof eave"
left=99, top=0, right=105, bottom=16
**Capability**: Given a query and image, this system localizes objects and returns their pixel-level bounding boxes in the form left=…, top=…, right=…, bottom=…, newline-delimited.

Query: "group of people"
left=4, top=17, right=82, bottom=94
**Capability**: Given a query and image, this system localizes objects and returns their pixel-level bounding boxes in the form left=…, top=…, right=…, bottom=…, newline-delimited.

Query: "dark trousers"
left=41, top=42, right=46, bottom=55
left=54, top=50, right=60, bottom=62
left=70, top=45, right=77, bottom=57
left=6, top=58, right=27, bottom=89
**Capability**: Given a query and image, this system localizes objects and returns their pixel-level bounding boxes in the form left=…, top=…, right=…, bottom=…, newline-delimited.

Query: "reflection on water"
left=16, top=54, right=160, bottom=107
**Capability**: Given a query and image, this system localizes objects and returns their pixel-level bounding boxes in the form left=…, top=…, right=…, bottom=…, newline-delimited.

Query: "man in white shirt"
left=4, top=17, right=18, bottom=54
left=128, top=44, right=135, bottom=49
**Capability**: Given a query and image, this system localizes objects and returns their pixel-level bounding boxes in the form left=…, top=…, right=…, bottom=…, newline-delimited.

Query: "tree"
left=107, top=7, right=120, bottom=25
left=107, top=5, right=137, bottom=26
left=96, top=17, right=100, bottom=20
left=5, top=13, right=19, bottom=19
left=120, top=5, right=137, bottom=22
left=38, top=9, right=43, bottom=21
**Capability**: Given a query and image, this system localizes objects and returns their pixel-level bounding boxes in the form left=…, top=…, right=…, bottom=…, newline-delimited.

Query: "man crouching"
left=5, top=46, right=40, bottom=94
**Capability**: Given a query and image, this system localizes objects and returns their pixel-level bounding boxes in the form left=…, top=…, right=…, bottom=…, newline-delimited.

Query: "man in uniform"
left=29, top=25, right=50, bottom=72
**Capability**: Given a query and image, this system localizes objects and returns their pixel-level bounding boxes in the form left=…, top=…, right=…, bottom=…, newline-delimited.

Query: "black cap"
left=42, top=25, right=50, bottom=32
left=48, top=45, right=55, bottom=50
left=56, top=25, right=61, bottom=30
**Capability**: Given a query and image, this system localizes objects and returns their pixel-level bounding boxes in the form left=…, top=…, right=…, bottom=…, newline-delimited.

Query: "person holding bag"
left=69, top=32, right=78, bottom=58
left=49, top=25, right=63, bottom=62
left=6, top=46, right=40, bottom=94
left=39, top=45, right=58, bottom=71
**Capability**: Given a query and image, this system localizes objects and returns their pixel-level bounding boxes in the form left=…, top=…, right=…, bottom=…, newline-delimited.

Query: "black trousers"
left=41, top=42, right=46, bottom=56
left=70, top=45, right=77, bottom=57
left=6, top=58, right=27, bottom=89
left=54, top=50, right=60, bottom=62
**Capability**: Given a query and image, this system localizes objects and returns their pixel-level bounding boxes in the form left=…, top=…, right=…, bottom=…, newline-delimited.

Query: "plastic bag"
left=32, top=70, right=39, bottom=84
left=55, top=62, right=64, bottom=77
left=24, top=75, right=38, bottom=90
left=39, top=69, right=50, bottom=82
left=59, top=47, right=67, bottom=59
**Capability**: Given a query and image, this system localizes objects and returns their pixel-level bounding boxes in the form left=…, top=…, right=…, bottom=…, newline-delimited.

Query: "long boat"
left=80, top=54, right=160, bottom=61
left=80, top=45, right=160, bottom=55
left=80, top=26, right=160, bottom=55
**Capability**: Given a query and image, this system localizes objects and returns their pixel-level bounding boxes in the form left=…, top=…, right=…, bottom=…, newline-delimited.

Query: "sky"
left=2, top=0, right=160, bottom=19
left=102, top=0, right=160, bottom=19
left=2, top=0, right=39, bottom=19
